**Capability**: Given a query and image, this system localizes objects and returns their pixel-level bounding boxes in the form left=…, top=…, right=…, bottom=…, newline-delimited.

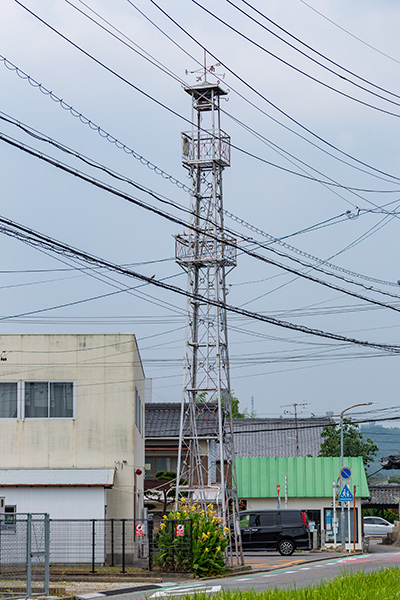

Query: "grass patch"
left=191, top=567, right=400, bottom=599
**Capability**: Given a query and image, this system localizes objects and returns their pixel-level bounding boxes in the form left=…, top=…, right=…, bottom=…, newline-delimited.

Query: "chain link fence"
left=0, top=516, right=194, bottom=596
left=0, top=514, right=49, bottom=599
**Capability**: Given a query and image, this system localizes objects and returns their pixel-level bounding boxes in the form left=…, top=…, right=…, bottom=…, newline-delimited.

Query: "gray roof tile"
left=232, top=417, right=331, bottom=457
left=146, top=402, right=219, bottom=438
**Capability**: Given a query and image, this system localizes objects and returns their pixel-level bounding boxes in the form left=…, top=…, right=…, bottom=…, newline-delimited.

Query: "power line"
left=4, top=111, right=400, bottom=301
left=143, top=0, right=400, bottom=184
left=4, top=56, right=400, bottom=288
left=10, top=2, right=400, bottom=194
left=297, top=0, right=400, bottom=67
left=190, top=0, right=400, bottom=118
left=228, top=0, right=400, bottom=102
left=0, top=207, right=400, bottom=355
left=4, top=127, right=400, bottom=313
left=62, top=0, right=400, bottom=193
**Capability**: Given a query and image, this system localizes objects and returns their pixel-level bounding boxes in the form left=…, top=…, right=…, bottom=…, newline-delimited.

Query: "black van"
left=237, top=509, right=310, bottom=556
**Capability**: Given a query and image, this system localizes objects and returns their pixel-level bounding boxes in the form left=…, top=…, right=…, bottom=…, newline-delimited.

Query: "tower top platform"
left=183, top=81, right=228, bottom=99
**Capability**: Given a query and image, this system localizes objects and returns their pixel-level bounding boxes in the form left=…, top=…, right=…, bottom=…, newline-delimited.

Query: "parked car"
left=235, top=509, right=310, bottom=556
left=363, top=516, right=393, bottom=537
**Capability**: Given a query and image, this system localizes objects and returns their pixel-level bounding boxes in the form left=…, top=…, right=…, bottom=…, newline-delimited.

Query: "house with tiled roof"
left=145, top=402, right=220, bottom=513
left=233, top=416, right=331, bottom=458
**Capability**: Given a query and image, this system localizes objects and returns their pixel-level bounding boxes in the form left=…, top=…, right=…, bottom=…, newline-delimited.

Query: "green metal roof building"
left=236, top=456, right=369, bottom=550
left=236, top=456, right=369, bottom=498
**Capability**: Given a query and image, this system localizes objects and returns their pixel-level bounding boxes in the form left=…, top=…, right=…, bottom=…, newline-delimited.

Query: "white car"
left=363, top=516, right=393, bottom=537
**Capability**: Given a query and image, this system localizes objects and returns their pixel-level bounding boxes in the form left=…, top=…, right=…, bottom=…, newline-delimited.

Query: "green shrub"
left=155, top=499, right=229, bottom=576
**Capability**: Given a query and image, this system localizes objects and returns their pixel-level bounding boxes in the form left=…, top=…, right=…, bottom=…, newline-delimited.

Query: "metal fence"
left=150, top=519, right=193, bottom=573
left=0, top=513, right=49, bottom=599
left=0, top=516, right=194, bottom=594
left=48, top=518, right=193, bottom=573
left=49, top=519, right=150, bottom=570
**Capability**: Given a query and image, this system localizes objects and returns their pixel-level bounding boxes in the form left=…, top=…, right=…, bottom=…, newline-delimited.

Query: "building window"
left=25, top=382, right=74, bottom=418
left=135, top=388, right=143, bottom=435
left=0, top=382, right=75, bottom=419
left=0, top=383, right=17, bottom=418
left=145, top=456, right=178, bottom=478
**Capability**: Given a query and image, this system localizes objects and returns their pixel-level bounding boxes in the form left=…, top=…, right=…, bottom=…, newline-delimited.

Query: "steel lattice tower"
left=174, top=72, right=243, bottom=565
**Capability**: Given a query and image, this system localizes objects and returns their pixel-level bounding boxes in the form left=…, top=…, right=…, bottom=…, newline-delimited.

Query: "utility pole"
left=174, top=58, right=243, bottom=566
left=282, top=402, right=308, bottom=457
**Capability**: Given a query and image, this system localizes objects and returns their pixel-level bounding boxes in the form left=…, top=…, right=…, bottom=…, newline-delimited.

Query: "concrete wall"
left=0, top=334, right=146, bottom=519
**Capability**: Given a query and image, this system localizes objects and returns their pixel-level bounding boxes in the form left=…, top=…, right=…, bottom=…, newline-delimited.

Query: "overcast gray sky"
left=1, top=0, right=400, bottom=425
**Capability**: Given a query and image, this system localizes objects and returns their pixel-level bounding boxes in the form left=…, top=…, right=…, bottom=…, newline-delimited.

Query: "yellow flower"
left=216, top=546, right=221, bottom=552
left=162, top=515, right=168, bottom=520
left=191, top=506, right=196, bottom=512
left=224, top=527, right=229, bottom=533
left=160, top=523, right=166, bottom=530
left=200, top=510, right=205, bottom=517
left=202, top=532, right=209, bottom=540
left=207, top=504, right=213, bottom=509
left=176, top=512, right=181, bottom=519
left=180, top=497, right=186, bottom=503
left=205, top=547, right=209, bottom=553
left=212, top=517, right=216, bottom=523
left=182, top=510, right=187, bottom=517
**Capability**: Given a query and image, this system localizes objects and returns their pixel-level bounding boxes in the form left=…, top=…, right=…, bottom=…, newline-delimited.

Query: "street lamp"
left=339, top=402, right=372, bottom=551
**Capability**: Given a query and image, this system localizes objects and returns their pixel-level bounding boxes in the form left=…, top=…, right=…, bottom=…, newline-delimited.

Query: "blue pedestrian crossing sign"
left=339, top=484, right=354, bottom=501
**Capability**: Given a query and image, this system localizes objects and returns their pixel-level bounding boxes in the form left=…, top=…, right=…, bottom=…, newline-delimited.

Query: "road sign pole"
left=333, top=481, right=337, bottom=547
left=353, top=485, right=356, bottom=553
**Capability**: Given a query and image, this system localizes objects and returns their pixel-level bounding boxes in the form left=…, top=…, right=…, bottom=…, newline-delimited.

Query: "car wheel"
left=278, top=538, right=295, bottom=556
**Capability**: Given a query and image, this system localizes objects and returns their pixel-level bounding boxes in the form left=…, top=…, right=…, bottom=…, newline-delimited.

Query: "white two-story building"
left=0, top=333, right=146, bottom=521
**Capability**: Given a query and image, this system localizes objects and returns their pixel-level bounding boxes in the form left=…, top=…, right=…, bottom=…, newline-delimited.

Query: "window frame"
left=0, top=382, right=18, bottom=419
left=0, top=381, right=76, bottom=420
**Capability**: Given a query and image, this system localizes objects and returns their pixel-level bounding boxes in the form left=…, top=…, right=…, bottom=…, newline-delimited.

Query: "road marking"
left=298, top=567, right=310, bottom=571
left=262, top=574, right=276, bottom=578
left=150, top=586, right=221, bottom=598
left=235, top=579, right=249, bottom=582
left=77, top=595, right=106, bottom=600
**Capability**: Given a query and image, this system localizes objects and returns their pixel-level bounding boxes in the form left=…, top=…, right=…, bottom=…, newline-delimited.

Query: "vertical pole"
left=148, top=517, right=153, bottom=572
left=121, top=519, right=126, bottom=574
left=91, top=520, right=96, bottom=573
left=285, top=474, right=288, bottom=509
left=294, top=404, right=299, bottom=457
left=333, top=482, right=337, bottom=547
left=353, top=485, right=356, bottom=552
left=340, top=414, right=345, bottom=547
left=44, top=514, right=50, bottom=596
left=347, top=502, right=351, bottom=553
left=190, top=518, right=193, bottom=574
left=111, top=519, right=114, bottom=566
left=26, top=514, right=32, bottom=597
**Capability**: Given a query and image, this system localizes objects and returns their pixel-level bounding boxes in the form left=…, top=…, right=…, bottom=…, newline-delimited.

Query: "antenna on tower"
left=175, top=63, right=243, bottom=567
left=282, top=402, right=309, bottom=457
left=185, top=50, right=225, bottom=83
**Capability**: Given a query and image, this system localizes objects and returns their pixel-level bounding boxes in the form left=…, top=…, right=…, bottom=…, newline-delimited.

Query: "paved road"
left=80, top=542, right=400, bottom=600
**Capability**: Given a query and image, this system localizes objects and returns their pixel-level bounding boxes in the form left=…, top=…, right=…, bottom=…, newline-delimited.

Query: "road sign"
left=135, top=523, right=144, bottom=537
left=339, top=484, right=354, bottom=501
left=340, top=467, right=352, bottom=481
left=176, top=524, right=185, bottom=537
